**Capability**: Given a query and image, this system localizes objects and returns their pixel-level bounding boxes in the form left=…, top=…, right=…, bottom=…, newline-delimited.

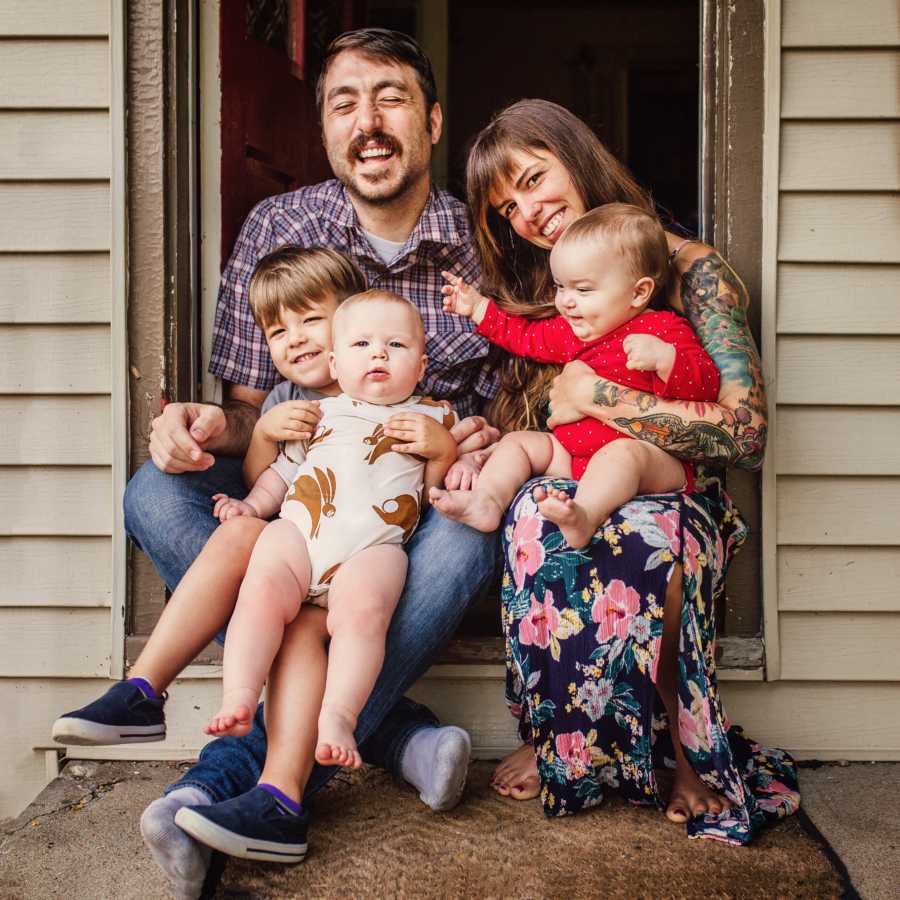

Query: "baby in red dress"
left=431, top=203, right=719, bottom=548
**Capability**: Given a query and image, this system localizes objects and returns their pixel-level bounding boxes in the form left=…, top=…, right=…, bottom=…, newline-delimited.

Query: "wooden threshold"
left=125, top=634, right=763, bottom=682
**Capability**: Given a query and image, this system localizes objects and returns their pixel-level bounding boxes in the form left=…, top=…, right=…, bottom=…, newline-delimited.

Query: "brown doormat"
left=220, top=762, right=844, bottom=899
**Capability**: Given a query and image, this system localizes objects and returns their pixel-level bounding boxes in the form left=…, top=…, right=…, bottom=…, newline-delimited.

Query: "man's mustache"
left=347, top=131, right=401, bottom=161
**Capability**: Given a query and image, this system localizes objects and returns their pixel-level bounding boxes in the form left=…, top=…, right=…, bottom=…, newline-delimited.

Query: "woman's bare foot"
left=428, top=487, right=504, bottom=533
left=533, top=486, right=597, bottom=549
left=204, top=687, right=257, bottom=737
left=666, top=758, right=731, bottom=823
left=315, top=705, right=362, bottom=769
left=490, top=744, right=540, bottom=800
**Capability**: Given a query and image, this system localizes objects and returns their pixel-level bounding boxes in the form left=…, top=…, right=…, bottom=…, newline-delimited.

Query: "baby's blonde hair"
left=331, top=289, right=426, bottom=348
left=248, top=246, right=367, bottom=330
left=555, top=203, right=670, bottom=301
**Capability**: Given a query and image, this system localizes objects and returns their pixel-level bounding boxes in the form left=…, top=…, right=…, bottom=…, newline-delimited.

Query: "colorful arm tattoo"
left=590, top=252, right=768, bottom=470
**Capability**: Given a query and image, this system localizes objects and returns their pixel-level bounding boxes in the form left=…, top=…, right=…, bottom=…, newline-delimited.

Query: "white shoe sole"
left=174, top=806, right=307, bottom=864
left=51, top=717, right=165, bottom=745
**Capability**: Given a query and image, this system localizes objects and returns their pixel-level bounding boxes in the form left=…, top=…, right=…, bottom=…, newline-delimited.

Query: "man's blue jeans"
left=123, top=458, right=497, bottom=802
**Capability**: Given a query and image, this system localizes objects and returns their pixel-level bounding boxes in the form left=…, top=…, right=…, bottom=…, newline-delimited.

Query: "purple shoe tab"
left=258, top=782, right=302, bottom=815
left=127, top=676, right=157, bottom=699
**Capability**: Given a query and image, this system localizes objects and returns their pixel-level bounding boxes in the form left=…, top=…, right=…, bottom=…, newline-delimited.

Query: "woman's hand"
left=440, top=271, right=490, bottom=323
left=547, top=360, right=596, bottom=428
left=212, top=493, right=260, bottom=522
left=257, top=400, right=321, bottom=443
left=384, top=413, right=458, bottom=463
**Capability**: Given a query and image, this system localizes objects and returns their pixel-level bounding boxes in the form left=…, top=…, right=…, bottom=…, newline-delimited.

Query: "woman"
left=467, top=99, right=797, bottom=844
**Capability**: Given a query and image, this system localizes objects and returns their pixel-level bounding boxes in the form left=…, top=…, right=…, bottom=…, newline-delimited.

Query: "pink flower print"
left=683, top=529, right=702, bottom=578
left=678, top=692, right=712, bottom=755
left=509, top=513, right=545, bottom=591
left=653, top=510, right=681, bottom=556
left=518, top=590, right=560, bottom=649
left=591, top=579, right=641, bottom=643
left=555, top=731, right=592, bottom=779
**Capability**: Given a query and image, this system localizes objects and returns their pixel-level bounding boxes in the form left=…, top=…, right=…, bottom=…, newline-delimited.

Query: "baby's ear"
left=631, top=276, right=656, bottom=309
left=418, top=354, right=428, bottom=381
left=328, top=352, right=337, bottom=379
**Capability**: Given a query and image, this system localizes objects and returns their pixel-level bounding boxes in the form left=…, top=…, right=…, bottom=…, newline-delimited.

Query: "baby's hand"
left=212, top=493, right=259, bottom=522
left=441, top=271, right=489, bottom=322
left=444, top=449, right=490, bottom=491
left=258, top=400, right=321, bottom=443
left=384, top=413, right=457, bottom=462
left=623, top=334, right=676, bottom=374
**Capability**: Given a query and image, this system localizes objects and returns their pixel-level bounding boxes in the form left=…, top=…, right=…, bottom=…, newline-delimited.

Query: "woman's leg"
left=430, top=431, right=567, bottom=531
left=258, top=606, right=330, bottom=803
left=656, top=563, right=731, bottom=822
left=316, top=545, right=408, bottom=768
left=129, top=516, right=267, bottom=693
left=535, top=440, right=685, bottom=549
left=206, top=518, right=311, bottom=737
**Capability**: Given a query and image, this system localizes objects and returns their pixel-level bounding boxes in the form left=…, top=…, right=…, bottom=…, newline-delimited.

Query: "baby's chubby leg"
left=430, top=431, right=567, bottom=531
left=206, top=518, right=311, bottom=738
left=316, top=545, right=408, bottom=769
left=537, top=439, right=685, bottom=549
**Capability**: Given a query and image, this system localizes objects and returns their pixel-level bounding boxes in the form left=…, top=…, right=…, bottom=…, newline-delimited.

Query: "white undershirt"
left=363, top=228, right=406, bottom=266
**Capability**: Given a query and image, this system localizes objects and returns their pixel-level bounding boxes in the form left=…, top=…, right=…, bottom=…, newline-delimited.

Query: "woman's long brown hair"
left=467, top=99, right=652, bottom=433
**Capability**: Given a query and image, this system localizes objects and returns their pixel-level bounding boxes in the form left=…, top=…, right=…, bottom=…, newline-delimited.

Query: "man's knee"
left=123, top=460, right=169, bottom=546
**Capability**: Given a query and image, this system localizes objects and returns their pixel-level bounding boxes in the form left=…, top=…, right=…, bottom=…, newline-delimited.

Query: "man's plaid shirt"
left=209, top=179, right=498, bottom=418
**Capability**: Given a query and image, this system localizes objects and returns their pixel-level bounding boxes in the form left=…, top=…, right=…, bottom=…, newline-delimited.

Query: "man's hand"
left=547, top=360, right=596, bottom=428
left=257, top=400, right=321, bottom=443
left=440, top=271, right=490, bottom=323
left=623, top=334, right=676, bottom=377
left=212, top=493, right=260, bottom=522
left=384, top=413, right=458, bottom=462
left=149, top=402, right=227, bottom=474
left=450, top=415, right=500, bottom=455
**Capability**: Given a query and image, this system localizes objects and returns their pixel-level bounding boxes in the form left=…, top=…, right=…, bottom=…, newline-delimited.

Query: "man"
left=120, top=29, right=496, bottom=898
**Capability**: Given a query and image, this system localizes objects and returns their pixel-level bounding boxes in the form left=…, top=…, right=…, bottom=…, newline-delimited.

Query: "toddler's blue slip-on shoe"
left=51, top=681, right=166, bottom=745
left=175, top=786, right=309, bottom=864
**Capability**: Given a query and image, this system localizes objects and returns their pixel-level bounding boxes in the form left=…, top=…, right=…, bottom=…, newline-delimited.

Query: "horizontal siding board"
left=782, top=0, right=900, bottom=47
left=0, top=466, right=111, bottom=535
left=0, top=608, right=109, bottom=676
left=0, top=254, right=110, bottom=323
left=782, top=50, right=900, bottom=119
left=778, top=194, right=900, bottom=264
left=776, top=337, right=900, bottom=404
left=779, top=547, right=900, bottom=612
left=776, top=407, right=900, bottom=474
left=0, top=39, right=109, bottom=108
left=780, top=123, right=900, bottom=191
left=0, top=537, right=111, bottom=607
left=776, top=264, right=900, bottom=334
left=0, top=396, right=111, bottom=464
left=0, top=2, right=109, bottom=36
left=779, top=612, right=900, bottom=679
left=0, top=325, right=110, bottom=393
left=723, top=681, right=900, bottom=759
left=777, top=476, right=900, bottom=545
left=0, top=184, right=110, bottom=252
left=0, top=112, right=110, bottom=180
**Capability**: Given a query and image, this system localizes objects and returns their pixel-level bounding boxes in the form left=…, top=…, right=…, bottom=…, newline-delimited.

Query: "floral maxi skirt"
left=501, top=475, right=800, bottom=844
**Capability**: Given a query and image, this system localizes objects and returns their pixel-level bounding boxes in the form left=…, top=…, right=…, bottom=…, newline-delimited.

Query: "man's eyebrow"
left=372, top=78, right=411, bottom=94
left=325, top=84, right=358, bottom=104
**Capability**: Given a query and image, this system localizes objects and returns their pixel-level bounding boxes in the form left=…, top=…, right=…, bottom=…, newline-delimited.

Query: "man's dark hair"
left=315, top=28, right=438, bottom=115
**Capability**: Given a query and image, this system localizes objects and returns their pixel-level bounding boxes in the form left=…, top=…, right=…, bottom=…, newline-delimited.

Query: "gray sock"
left=140, top=787, right=213, bottom=900
left=400, top=725, right=471, bottom=812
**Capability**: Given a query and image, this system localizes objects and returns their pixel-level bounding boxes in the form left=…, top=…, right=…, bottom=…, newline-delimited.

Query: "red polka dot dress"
left=476, top=303, right=720, bottom=491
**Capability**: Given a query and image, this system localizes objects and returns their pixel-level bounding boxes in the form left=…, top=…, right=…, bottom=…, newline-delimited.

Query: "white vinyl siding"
left=0, top=0, right=122, bottom=819
left=758, top=0, right=900, bottom=756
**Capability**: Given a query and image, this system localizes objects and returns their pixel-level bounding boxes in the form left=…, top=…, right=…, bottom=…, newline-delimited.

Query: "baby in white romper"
left=208, top=286, right=459, bottom=770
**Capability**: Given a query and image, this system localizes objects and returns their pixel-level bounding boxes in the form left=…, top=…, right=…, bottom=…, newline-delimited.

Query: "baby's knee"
left=328, top=596, right=394, bottom=638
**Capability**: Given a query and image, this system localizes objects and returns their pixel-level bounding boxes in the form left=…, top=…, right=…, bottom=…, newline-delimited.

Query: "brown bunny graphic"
left=372, top=494, right=420, bottom=542
left=363, top=423, right=402, bottom=465
left=286, top=466, right=337, bottom=539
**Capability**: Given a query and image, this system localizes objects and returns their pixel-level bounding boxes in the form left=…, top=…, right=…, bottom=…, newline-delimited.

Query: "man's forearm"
left=202, top=399, right=260, bottom=457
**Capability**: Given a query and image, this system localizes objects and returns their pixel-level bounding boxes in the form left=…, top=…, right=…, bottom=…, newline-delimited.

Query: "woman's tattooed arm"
left=559, top=248, right=768, bottom=470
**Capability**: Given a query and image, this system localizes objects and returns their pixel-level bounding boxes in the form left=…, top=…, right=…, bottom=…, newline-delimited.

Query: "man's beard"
left=330, top=130, right=427, bottom=206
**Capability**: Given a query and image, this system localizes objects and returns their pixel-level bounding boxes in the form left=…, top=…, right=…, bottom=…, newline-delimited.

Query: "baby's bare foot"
left=203, top=688, right=257, bottom=737
left=316, top=705, right=361, bottom=769
left=666, top=761, right=731, bottom=823
left=428, top=487, right=504, bottom=533
left=533, top=486, right=596, bottom=549
left=490, top=743, right=540, bottom=800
